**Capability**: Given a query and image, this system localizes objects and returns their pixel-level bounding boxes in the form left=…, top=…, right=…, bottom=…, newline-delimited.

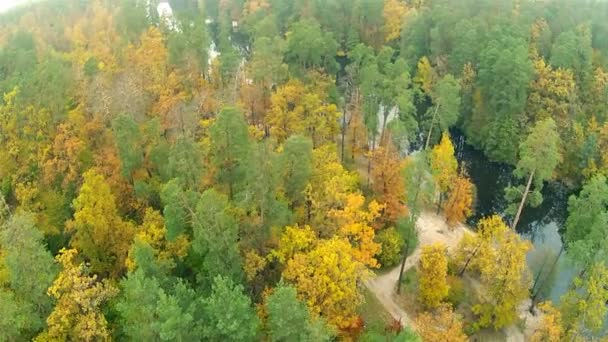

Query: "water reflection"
left=453, top=130, right=575, bottom=301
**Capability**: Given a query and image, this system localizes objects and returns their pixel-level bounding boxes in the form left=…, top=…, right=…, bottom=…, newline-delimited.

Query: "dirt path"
left=365, top=212, right=468, bottom=327
left=365, top=212, right=537, bottom=341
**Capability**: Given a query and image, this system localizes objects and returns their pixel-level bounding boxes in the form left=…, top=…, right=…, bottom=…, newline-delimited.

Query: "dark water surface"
left=453, top=131, right=576, bottom=302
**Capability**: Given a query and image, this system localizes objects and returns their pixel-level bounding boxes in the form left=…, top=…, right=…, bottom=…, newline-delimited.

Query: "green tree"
left=202, top=276, right=260, bottom=341
left=285, top=19, right=338, bottom=75
left=0, top=212, right=57, bottom=340
left=192, top=189, right=244, bottom=288
left=560, top=262, right=608, bottom=339
left=475, top=31, right=533, bottom=164
left=424, top=75, right=461, bottom=149
left=505, top=118, right=561, bottom=230
left=563, top=174, right=608, bottom=272
left=115, top=268, right=203, bottom=341
left=167, top=136, right=203, bottom=190
left=397, top=152, right=435, bottom=292
left=112, top=114, right=143, bottom=181
left=266, top=282, right=332, bottom=341
left=279, top=135, right=313, bottom=207
left=550, top=25, right=593, bottom=89
left=209, top=107, right=250, bottom=199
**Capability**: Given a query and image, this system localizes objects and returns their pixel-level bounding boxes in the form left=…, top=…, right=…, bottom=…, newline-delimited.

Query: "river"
left=453, top=130, right=577, bottom=303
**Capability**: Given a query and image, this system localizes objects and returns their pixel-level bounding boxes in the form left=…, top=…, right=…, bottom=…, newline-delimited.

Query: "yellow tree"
left=383, top=0, right=408, bottom=42
left=35, top=249, right=117, bottom=342
left=304, top=145, right=359, bottom=228
left=526, top=58, right=575, bottom=127
left=67, top=169, right=135, bottom=276
left=473, top=226, right=532, bottom=329
left=531, top=302, right=564, bottom=342
left=414, top=56, right=435, bottom=95
left=371, top=143, right=406, bottom=224
left=329, top=193, right=383, bottom=268
left=125, top=208, right=189, bottom=272
left=269, top=224, right=317, bottom=264
left=301, top=93, right=341, bottom=148
left=267, top=80, right=305, bottom=143
left=430, top=132, right=458, bottom=207
left=560, top=262, right=608, bottom=340
left=126, top=27, right=168, bottom=96
left=282, top=237, right=369, bottom=330
left=418, top=243, right=450, bottom=308
left=453, top=215, right=509, bottom=276
left=64, top=1, right=120, bottom=70
left=42, top=107, right=87, bottom=189
left=415, top=304, right=467, bottom=342
left=443, top=174, right=474, bottom=227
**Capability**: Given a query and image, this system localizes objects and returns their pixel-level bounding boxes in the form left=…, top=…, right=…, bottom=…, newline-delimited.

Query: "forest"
left=0, top=0, right=607, bottom=340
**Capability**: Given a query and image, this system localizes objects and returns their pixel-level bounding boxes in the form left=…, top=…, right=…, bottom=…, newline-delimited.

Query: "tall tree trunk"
left=529, top=246, right=564, bottom=312
left=511, top=169, right=535, bottom=230
left=425, top=103, right=440, bottom=149
left=397, top=239, right=410, bottom=294
left=380, top=108, right=389, bottom=146
left=341, top=107, right=347, bottom=164
left=367, top=135, right=376, bottom=188
left=458, top=245, right=480, bottom=276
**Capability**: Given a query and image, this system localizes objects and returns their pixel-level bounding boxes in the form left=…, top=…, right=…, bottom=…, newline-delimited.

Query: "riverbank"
left=365, top=211, right=542, bottom=341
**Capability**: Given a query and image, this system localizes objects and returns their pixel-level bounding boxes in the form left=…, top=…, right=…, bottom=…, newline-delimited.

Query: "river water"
left=453, top=131, right=577, bottom=302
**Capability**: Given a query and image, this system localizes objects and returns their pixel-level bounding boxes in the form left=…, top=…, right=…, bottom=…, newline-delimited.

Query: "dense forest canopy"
left=0, top=0, right=607, bottom=340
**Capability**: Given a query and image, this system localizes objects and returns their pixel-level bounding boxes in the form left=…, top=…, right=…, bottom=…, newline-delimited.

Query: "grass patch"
left=359, top=287, right=393, bottom=329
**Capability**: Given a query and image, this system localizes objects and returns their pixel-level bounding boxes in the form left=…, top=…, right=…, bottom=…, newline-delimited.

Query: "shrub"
left=375, top=227, right=404, bottom=267
left=446, top=275, right=466, bottom=308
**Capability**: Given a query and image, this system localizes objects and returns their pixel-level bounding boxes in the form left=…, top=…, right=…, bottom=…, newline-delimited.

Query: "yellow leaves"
left=383, top=0, right=408, bottom=42
left=430, top=132, right=458, bottom=194
left=282, top=237, right=369, bottom=330
left=414, top=56, right=435, bottom=94
left=329, top=193, right=382, bottom=268
left=267, top=80, right=340, bottom=146
left=305, top=145, right=359, bottom=228
left=244, top=250, right=268, bottom=282
left=67, top=169, right=134, bottom=276
left=127, top=27, right=169, bottom=95
left=418, top=243, right=449, bottom=308
left=461, top=216, right=531, bottom=329
left=415, top=304, right=467, bottom=342
left=65, top=1, right=119, bottom=69
left=36, top=248, right=117, bottom=342
left=268, top=80, right=306, bottom=143
left=527, top=57, right=575, bottom=124
left=271, top=225, right=317, bottom=263
left=125, top=208, right=189, bottom=272
left=443, top=175, right=474, bottom=227
left=531, top=302, right=564, bottom=342
left=371, top=144, right=406, bottom=223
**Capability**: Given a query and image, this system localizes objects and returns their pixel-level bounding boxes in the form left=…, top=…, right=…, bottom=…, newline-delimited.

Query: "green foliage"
left=279, top=135, right=313, bottom=206
left=446, top=275, right=466, bottom=308
left=359, top=326, right=421, bottom=342
left=209, top=107, right=250, bottom=199
left=505, top=118, right=561, bottom=219
left=112, top=114, right=143, bottom=180
left=192, top=189, right=244, bottom=288
left=0, top=212, right=57, bottom=339
left=202, top=276, right=260, bottom=341
left=167, top=137, right=203, bottom=189
left=375, top=227, right=404, bottom=268
left=266, top=282, right=332, bottom=341
left=564, top=174, right=608, bottom=271
left=475, top=30, right=533, bottom=164
left=285, top=18, right=338, bottom=75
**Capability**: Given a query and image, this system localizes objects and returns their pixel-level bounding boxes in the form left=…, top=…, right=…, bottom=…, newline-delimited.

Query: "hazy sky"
left=0, top=0, right=32, bottom=13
